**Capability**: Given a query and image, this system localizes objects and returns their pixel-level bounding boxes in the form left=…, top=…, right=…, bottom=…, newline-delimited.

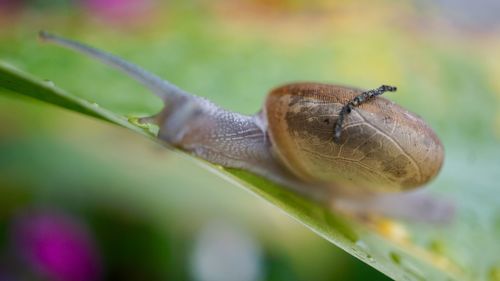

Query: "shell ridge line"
left=354, top=110, right=423, bottom=182
left=301, top=147, right=393, bottom=183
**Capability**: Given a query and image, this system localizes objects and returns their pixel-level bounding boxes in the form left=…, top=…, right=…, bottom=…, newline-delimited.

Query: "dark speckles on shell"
left=284, top=101, right=334, bottom=143
left=264, top=83, right=444, bottom=192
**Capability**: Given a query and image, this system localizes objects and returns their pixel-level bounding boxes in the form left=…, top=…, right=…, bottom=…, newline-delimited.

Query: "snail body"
left=39, top=32, right=444, bottom=202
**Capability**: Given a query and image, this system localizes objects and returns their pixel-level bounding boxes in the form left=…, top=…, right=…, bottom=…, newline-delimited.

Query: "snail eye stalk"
left=333, top=85, right=397, bottom=143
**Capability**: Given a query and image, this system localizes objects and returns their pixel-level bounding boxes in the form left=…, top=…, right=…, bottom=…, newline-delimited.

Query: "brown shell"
left=264, top=83, right=444, bottom=192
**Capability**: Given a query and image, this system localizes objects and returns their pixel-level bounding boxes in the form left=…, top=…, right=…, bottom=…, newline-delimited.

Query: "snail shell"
left=264, top=83, right=444, bottom=192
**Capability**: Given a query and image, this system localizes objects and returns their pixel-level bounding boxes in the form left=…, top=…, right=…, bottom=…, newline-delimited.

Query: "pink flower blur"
left=11, top=210, right=101, bottom=281
left=83, top=0, right=155, bottom=23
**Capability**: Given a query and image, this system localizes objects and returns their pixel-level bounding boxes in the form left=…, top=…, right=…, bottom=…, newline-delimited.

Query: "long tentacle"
left=38, top=31, right=188, bottom=103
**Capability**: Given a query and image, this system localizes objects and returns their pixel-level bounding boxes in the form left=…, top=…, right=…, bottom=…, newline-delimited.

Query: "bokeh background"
left=1, top=0, right=499, bottom=280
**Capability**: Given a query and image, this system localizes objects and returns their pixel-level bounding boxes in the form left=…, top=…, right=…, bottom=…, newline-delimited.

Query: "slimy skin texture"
left=265, top=83, right=444, bottom=193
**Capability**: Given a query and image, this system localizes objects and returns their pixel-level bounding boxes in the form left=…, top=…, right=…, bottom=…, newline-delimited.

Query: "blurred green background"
left=0, top=0, right=499, bottom=280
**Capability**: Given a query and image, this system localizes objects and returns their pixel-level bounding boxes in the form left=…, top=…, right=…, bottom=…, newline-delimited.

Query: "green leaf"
left=0, top=62, right=495, bottom=281
left=0, top=63, right=155, bottom=137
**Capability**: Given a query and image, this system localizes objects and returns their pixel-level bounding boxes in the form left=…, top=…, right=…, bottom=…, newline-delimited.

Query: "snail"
left=38, top=32, right=449, bottom=221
